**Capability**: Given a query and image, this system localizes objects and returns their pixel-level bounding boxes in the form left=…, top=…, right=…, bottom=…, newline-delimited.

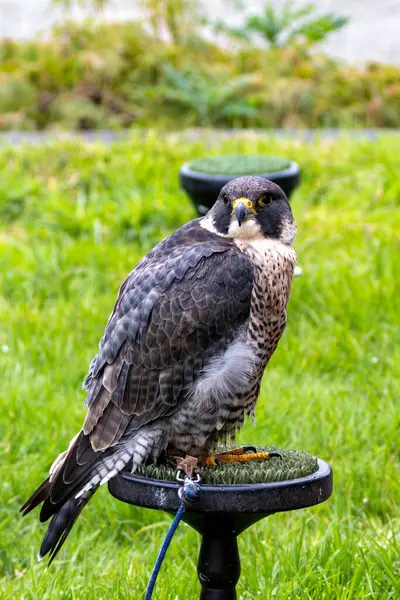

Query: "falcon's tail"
left=21, top=485, right=95, bottom=565
left=20, top=430, right=133, bottom=565
left=38, top=491, right=94, bottom=564
left=20, top=476, right=97, bottom=565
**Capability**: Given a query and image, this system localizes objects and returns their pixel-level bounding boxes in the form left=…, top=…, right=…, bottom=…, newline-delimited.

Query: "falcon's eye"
left=258, top=195, right=272, bottom=207
left=222, top=193, right=229, bottom=205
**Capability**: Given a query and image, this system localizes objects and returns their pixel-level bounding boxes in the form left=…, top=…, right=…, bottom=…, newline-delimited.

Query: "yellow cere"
left=232, top=197, right=256, bottom=213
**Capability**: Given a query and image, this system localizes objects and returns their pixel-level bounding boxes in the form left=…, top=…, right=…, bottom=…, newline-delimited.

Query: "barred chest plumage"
left=237, top=237, right=296, bottom=366
left=230, top=237, right=296, bottom=419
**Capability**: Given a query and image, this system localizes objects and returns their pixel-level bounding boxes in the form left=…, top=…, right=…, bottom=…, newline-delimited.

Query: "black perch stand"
left=109, top=459, right=332, bottom=600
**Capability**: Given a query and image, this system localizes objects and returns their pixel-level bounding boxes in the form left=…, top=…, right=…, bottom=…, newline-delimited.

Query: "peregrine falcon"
left=21, top=175, right=296, bottom=563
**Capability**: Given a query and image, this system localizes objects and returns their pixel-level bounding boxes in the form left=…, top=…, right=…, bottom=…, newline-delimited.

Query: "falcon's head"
left=206, top=176, right=296, bottom=244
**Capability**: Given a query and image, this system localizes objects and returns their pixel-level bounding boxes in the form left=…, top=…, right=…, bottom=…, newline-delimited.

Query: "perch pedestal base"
left=192, top=513, right=241, bottom=600
left=108, top=459, right=332, bottom=599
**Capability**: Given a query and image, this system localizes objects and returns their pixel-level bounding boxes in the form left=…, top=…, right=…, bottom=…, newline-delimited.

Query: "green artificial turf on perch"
left=137, top=448, right=318, bottom=485
left=187, top=155, right=291, bottom=176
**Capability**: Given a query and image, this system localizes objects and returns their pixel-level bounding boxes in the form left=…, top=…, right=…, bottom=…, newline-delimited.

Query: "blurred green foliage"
left=0, top=2, right=399, bottom=130
left=218, top=0, right=348, bottom=48
left=54, top=0, right=208, bottom=45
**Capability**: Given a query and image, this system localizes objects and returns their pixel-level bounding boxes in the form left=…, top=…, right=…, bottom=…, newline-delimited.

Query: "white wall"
left=1, top=0, right=400, bottom=65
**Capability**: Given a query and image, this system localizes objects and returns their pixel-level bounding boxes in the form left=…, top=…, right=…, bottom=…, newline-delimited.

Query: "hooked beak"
left=233, top=198, right=254, bottom=227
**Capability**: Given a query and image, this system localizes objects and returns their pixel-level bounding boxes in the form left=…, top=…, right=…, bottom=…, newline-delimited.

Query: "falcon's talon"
left=242, top=445, right=257, bottom=454
left=269, top=452, right=282, bottom=460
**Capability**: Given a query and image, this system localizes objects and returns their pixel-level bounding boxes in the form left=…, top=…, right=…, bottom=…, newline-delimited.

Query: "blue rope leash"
left=144, top=503, right=185, bottom=600
left=144, top=473, right=201, bottom=600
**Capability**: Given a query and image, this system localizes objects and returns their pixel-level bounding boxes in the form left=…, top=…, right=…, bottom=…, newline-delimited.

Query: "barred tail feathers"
left=21, top=431, right=133, bottom=564
left=21, top=425, right=166, bottom=564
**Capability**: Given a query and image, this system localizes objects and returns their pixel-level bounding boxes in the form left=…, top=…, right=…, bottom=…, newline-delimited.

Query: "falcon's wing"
left=82, top=222, right=254, bottom=452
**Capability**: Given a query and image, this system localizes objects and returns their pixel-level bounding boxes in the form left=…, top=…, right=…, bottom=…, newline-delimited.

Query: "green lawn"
left=0, top=132, right=399, bottom=599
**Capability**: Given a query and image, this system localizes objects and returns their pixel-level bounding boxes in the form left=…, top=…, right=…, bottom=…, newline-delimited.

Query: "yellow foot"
left=201, top=446, right=281, bottom=467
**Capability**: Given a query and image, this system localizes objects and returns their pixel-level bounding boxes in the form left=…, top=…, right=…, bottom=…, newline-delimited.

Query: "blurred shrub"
left=1, top=17, right=400, bottom=130
left=147, top=64, right=259, bottom=127
left=218, top=1, right=348, bottom=48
